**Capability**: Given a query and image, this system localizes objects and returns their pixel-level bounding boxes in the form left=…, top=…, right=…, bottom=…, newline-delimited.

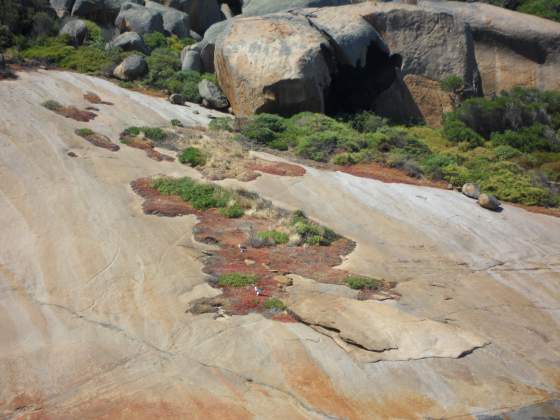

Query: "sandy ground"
left=1, top=70, right=559, bottom=419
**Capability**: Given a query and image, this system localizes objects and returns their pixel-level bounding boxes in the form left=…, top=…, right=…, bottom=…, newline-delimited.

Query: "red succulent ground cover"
left=75, top=130, right=119, bottom=152
left=131, top=177, right=369, bottom=318
left=246, top=161, right=306, bottom=177
left=120, top=136, right=175, bottom=162
left=83, top=91, right=113, bottom=105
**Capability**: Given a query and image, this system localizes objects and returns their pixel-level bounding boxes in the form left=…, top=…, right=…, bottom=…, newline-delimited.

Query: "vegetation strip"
left=131, top=176, right=395, bottom=319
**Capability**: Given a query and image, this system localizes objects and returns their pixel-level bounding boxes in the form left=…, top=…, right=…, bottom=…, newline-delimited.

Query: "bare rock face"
left=418, top=0, right=560, bottom=95
left=215, top=13, right=333, bottom=116
left=144, top=0, right=190, bottom=37
left=106, top=31, right=149, bottom=53
left=286, top=279, right=489, bottom=363
left=50, top=0, right=77, bottom=17
left=71, top=0, right=143, bottom=23
left=241, top=0, right=351, bottom=17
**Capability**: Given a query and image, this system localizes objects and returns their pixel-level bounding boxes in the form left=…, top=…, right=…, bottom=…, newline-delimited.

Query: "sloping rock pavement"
left=1, top=70, right=560, bottom=418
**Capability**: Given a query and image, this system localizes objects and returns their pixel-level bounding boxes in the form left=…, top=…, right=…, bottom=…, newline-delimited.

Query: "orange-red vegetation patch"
left=48, top=104, right=97, bottom=122
left=246, top=160, right=306, bottom=177
left=121, top=136, right=175, bottom=162
left=84, top=91, right=113, bottom=105
left=131, top=177, right=393, bottom=320
left=75, top=130, right=119, bottom=152
left=339, top=162, right=448, bottom=189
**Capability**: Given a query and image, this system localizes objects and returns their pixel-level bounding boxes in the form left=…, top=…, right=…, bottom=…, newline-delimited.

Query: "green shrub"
left=295, top=131, right=341, bottom=161
left=332, top=152, right=358, bottom=166
left=209, top=117, right=234, bottom=131
left=346, top=111, right=388, bottom=133
left=83, top=20, right=103, bottom=44
left=123, top=126, right=141, bottom=137
left=518, top=0, right=560, bottom=22
left=75, top=128, right=93, bottom=136
left=241, top=125, right=276, bottom=144
left=171, top=118, right=183, bottom=127
left=494, top=145, right=522, bottom=160
left=257, top=230, right=289, bottom=245
left=422, top=154, right=458, bottom=180
left=31, top=12, right=59, bottom=37
left=179, top=147, right=206, bottom=166
left=218, top=273, right=258, bottom=287
left=291, top=210, right=338, bottom=246
left=251, top=113, right=287, bottom=132
left=220, top=203, right=245, bottom=218
left=152, top=177, right=232, bottom=210
left=42, top=99, right=62, bottom=111
left=440, top=75, right=463, bottom=93
left=264, top=298, right=286, bottom=310
left=491, top=124, right=559, bottom=153
left=22, top=36, right=74, bottom=62
left=345, top=276, right=382, bottom=290
left=443, top=117, right=484, bottom=147
left=144, top=32, right=193, bottom=52
left=142, top=127, right=166, bottom=141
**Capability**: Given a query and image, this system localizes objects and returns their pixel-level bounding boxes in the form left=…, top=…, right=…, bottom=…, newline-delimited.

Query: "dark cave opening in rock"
left=324, top=44, right=400, bottom=116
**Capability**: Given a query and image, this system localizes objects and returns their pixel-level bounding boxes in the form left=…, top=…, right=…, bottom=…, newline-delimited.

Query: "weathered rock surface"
left=181, top=49, right=202, bottom=72
left=462, top=182, right=481, bottom=200
left=71, top=0, right=143, bottom=22
left=115, top=2, right=165, bottom=34
left=113, top=54, right=148, bottom=80
left=215, top=13, right=332, bottom=116
left=107, top=31, right=148, bottom=53
left=287, top=278, right=488, bottom=363
left=50, top=0, right=76, bottom=17
left=199, top=20, right=230, bottom=72
left=478, top=193, right=501, bottom=211
left=198, top=79, right=229, bottom=109
left=145, top=0, right=190, bottom=37
left=59, top=19, right=89, bottom=46
left=1, top=71, right=560, bottom=419
left=242, top=0, right=351, bottom=16
left=418, top=0, right=560, bottom=94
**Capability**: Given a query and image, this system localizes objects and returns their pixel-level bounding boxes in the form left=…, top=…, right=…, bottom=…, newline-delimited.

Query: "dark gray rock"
left=198, top=79, right=229, bottom=109
left=144, top=1, right=190, bottom=37
left=113, top=54, right=148, bottom=80
left=106, top=31, right=148, bottom=53
left=189, top=29, right=202, bottom=41
left=50, top=0, right=77, bottom=17
left=182, top=49, right=202, bottom=71
left=115, top=3, right=164, bottom=35
left=188, top=0, right=224, bottom=35
left=59, top=19, right=88, bottom=46
left=242, top=0, right=351, bottom=17
left=71, top=0, right=144, bottom=23
left=478, top=193, right=501, bottom=211
left=199, top=20, right=230, bottom=73
left=169, top=93, right=186, bottom=104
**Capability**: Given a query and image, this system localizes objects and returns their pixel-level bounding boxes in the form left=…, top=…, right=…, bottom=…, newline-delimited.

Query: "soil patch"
left=121, top=135, right=174, bottom=162
left=75, top=129, right=119, bottom=152
left=84, top=91, right=113, bottom=105
left=246, top=161, right=306, bottom=177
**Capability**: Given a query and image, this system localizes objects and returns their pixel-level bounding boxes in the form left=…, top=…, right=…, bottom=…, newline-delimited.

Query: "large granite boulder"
left=242, top=0, right=351, bottom=16
left=418, top=0, right=560, bottom=94
left=50, top=0, right=76, bottom=17
left=59, top=19, right=88, bottom=46
left=215, top=3, right=398, bottom=116
left=215, top=13, right=333, bottom=116
left=144, top=0, right=190, bottom=37
left=115, top=2, right=165, bottom=34
left=71, top=0, right=143, bottom=22
left=113, top=54, right=148, bottom=80
left=199, top=20, right=230, bottom=73
left=149, top=0, right=223, bottom=34
left=106, top=31, right=149, bottom=53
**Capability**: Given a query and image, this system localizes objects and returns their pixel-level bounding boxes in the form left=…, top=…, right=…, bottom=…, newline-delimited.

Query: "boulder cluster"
left=52, top=0, right=560, bottom=120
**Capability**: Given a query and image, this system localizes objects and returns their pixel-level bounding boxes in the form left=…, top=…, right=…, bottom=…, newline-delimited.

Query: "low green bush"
left=491, top=124, right=559, bottom=153
left=152, top=177, right=231, bottom=210
left=291, top=210, right=338, bottom=246
left=75, top=128, right=93, bottom=136
left=443, top=117, right=484, bottom=148
left=264, top=298, right=286, bottom=310
left=142, top=127, right=166, bottom=141
left=345, top=111, right=388, bottom=133
left=345, top=276, right=382, bottom=290
left=440, top=75, right=463, bottom=93
left=219, top=203, right=244, bottom=218
left=42, top=99, right=62, bottom=111
left=218, top=273, right=258, bottom=287
left=179, top=147, right=206, bottom=167
left=123, top=126, right=141, bottom=137
left=171, top=118, right=183, bottom=127
left=208, top=117, right=234, bottom=131
left=257, top=230, right=289, bottom=245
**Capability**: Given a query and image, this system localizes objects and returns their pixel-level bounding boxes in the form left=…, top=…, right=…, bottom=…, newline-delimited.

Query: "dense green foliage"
left=228, top=88, right=560, bottom=208
left=257, top=230, right=290, bottom=245
left=345, top=276, right=382, bottom=290
left=219, top=203, right=245, bottom=218
left=75, top=128, right=93, bottom=136
left=290, top=210, right=338, bottom=246
left=217, top=273, right=258, bottom=287
left=152, top=177, right=247, bottom=215
left=440, top=75, right=463, bottom=93
left=179, top=147, right=206, bottom=167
